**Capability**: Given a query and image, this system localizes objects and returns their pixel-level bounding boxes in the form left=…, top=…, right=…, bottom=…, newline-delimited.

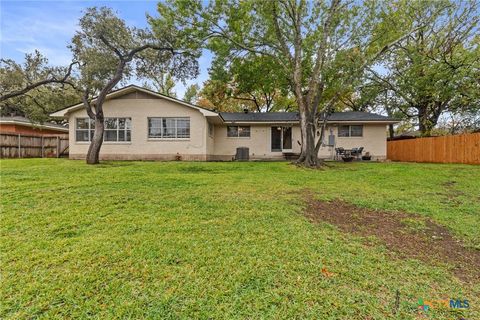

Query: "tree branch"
left=0, top=61, right=78, bottom=102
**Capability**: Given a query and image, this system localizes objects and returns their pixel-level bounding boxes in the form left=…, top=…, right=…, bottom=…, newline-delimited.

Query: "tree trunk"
left=417, top=106, right=437, bottom=137
left=388, top=124, right=395, bottom=139
left=86, top=115, right=104, bottom=164
left=297, top=110, right=319, bottom=167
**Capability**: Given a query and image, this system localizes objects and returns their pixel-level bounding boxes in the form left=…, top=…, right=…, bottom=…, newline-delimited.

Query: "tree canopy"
left=155, top=0, right=422, bottom=166
left=366, top=0, right=480, bottom=136
left=71, top=6, right=199, bottom=164
left=0, top=51, right=79, bottom=122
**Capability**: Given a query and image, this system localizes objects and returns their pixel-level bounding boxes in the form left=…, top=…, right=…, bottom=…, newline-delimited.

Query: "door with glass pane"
left=271, top=126, right=292, bottom=152
left=282, top=127, right=292, bottom=151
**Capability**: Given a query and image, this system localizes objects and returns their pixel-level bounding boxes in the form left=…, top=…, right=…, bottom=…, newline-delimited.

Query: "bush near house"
left=1, top=160, right=479, bottom=319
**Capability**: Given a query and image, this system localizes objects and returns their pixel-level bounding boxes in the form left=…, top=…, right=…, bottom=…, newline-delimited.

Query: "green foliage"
left=206, top=52, right=294, bottom=112
left=1, top=160, right=479, bottom=318
left=154, top=0, right=422, bottom=165
left=0, top=51, right=79, bottom=122
left=183, top=83, right=199, bottom=103
left=368, top=0, right=480, bottom=135
left=143, top=73, right=177, bottom=97
left=71, top=7, right=199, bottom=96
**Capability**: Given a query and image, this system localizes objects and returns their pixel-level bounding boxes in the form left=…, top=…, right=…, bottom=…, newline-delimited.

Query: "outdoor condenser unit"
left=235, top=147, right=249, bottom=161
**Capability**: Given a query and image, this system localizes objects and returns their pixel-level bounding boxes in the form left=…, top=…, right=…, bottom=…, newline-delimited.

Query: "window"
left=227, top=125, right=250, bottom=137
left=76, top=118, right=131, bottom=142
left=338, top=125, right=363, bottom=137
left=208, top=122, right=214, bottom=137
left=104, top=118, right=132, bottom=142
left=148, top=117, right=190, bottom=139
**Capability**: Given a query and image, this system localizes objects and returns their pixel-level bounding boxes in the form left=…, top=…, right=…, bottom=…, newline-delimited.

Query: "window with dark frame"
left=227, top=125, right=250, bottom=137
left=338, top=125, right=363, bottom=137
left=76, top=117, right=131, bottom=142
left=148, top=117, right=190, bottom=139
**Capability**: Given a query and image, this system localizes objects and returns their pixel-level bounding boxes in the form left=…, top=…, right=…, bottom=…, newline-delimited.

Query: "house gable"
left=50, top=85, right=217, bottom=118
left=113, top=90, right=161, bottom=100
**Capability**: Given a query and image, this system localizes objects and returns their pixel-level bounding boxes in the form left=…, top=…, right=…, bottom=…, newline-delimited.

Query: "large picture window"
left=338, top=125, right=363, bottom=137
left=148, top=117, right=190, bottom=139
left=76, top=117, right=131, bottom=142
left=227, top=126, right=250, bottom=137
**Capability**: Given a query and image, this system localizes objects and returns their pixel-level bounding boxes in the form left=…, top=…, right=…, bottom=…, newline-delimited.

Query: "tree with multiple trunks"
left=71, top=7, right=199, bottom=164
left=366, top=0, right=480, bottom=136
left=155, top=0, right=427, bottom=167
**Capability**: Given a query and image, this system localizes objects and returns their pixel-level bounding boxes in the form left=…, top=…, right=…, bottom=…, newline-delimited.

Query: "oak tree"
left=71, top=7, right=199, bottom=164
left=156, top=0, right=422, bottom=166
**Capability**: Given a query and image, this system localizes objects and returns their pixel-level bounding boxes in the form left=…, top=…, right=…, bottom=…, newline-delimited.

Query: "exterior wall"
left=212, top=124, right=301, bottom=160
left=65, top=94, right=388, bottom=161
left=206, top=120, right=215, bottom=159
left=213, top=123, right=387, bottom=160
left=68, top=97, right=208, bottom=160
left=0, top=124, right=67, bottom=135
left=318, top=124, right=388, bottom=160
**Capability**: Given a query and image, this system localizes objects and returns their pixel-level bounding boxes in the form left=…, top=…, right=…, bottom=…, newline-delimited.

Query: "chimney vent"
left=243, top=108, right=249, bottom=114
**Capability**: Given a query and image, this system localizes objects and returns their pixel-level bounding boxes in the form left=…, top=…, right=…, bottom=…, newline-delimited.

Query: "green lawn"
left=1, top=159, right=479, bottom=319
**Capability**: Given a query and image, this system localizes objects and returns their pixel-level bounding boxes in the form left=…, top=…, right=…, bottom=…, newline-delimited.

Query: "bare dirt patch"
left=304, top=196, right=480, bottom=283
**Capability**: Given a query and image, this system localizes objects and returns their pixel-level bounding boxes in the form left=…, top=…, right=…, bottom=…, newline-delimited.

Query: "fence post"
left=41, top=136, right=44, bottom=158
left=18, top=134, right=21, bottom=158
left=57, top=136, right=60, bottom=158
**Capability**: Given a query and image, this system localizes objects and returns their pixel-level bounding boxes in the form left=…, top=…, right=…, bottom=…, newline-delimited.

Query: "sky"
left=0, top=0, right=212, bottom=97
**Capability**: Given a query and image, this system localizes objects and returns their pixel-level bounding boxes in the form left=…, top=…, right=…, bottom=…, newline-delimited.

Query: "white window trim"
left=75, top=117, right=132, bottom=144
left=147, top=117, right=191, bottom=140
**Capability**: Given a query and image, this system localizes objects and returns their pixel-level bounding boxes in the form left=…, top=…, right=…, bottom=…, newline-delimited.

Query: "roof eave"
left=0, top=119, right=69, bottom=132
left=220, top=119, right=399, bottom=124
left=327, top=120, right=400, bottom=124
left=222, top=120, right=299, bottom=124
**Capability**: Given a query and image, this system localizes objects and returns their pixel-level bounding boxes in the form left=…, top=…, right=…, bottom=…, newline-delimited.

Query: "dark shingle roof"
left=220, top=112, right=299, bottom=122
left=219, top=111, right=396, bottom=122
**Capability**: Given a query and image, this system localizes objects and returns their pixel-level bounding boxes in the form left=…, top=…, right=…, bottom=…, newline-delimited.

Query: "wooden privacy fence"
left=387, top=132, right=480, bottom=165
left=0, top=132, right=69, bottom=158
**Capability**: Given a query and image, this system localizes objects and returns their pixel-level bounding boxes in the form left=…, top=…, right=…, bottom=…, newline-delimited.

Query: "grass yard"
left=1, top=159, right=479, bottom=319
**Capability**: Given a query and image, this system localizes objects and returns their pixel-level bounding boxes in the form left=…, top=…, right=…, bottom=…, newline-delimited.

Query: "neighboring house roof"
left=220, top=111, right=398, bottom=124
left=0, top=116, right=69, bottom=132
left=50, top=84, right=218, bottom=118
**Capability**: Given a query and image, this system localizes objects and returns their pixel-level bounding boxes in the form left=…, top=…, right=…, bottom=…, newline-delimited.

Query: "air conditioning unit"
left=235, top=147, right=249, bottom=161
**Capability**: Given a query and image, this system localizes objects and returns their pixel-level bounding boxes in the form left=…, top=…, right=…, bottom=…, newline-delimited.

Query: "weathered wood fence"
left=387, top=132, right=480, bottom=164
left=0, top=132, right=69, bottom=158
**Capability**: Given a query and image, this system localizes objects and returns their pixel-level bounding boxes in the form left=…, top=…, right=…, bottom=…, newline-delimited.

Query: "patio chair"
left=335, top=147, right=345, bottom=160
left=352, top=147, right=364, bottom=160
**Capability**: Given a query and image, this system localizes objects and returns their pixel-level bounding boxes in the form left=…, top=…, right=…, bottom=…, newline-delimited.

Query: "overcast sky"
left=0, top=0, right=212, bottom=98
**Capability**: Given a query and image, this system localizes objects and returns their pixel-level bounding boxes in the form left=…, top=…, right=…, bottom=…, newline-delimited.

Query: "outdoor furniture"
left=350, top=147, right=364, bottom=160
left=357, top=147, right=364, bottom=159
left=337, top=147, right=364, bottom=161
left=335, top=147, right=346, bottom=160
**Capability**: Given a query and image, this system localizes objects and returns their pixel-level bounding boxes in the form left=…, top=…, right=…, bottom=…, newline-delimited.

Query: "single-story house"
left=0, top=116, right=68, bottom=136
left=50, top=85, right=398, bottom=161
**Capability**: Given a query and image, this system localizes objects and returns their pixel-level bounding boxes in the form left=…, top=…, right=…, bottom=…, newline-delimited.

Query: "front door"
left=271, top=127, right=292, bottom=152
